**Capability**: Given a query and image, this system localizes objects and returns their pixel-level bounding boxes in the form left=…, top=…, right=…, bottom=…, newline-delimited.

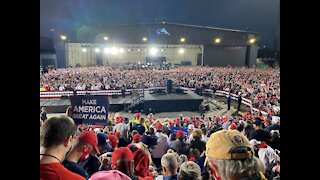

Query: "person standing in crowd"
left=151, top=123, right=169, bottom=170
left=111, top=147, right=140, bottom=180
left=133, top=117, right=147, bottom=135
left=81, top=132, right=110, bottom=177
left=206, top=130, right=267, bottom=180
left=161, top=153, right=179, bottom=180
left=129, top=142, right=153, bottom=178
left=40, top=107, right=47, bottom=122
left=190, top=129, right=206, bottom=154
left=63, top=131, right=100, bottom=179
left=114, top=147, right=157, bottom=179
left=89, top=170, right=132, bottom=180
left=178, top=161, right=201, bottom=180
left=121, top=86, right=126, bottom=98
left=170, top=130, right=190, bottom=156
left=249, top=119, right=271, bottom=143
left=237, top=92, right=242, bottom=112
left=227, top=93, right=231, bottom=110
left=40, top=116, right=85, bottom=180
left=199, top=102, right=204, bottom=116
left=114, top=117, right=130, bottom=138
left=268, top=130, right=280, bottom=151
left=265, top=117, right=280, bottom=133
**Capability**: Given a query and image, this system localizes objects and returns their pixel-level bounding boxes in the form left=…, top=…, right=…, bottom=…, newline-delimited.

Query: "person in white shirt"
left=151, top=123, right=169, bottom=170
left=58, top=85, right=65, bottom=91
left=113, top=117, right=130, bottom=138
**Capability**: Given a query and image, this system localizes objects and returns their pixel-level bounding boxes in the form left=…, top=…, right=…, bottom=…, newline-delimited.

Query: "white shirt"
left=151, top=132, right=169, bottom=158
left=113, top=123, right=129, bottom=137
left=58, top=86, right=65, bottom=91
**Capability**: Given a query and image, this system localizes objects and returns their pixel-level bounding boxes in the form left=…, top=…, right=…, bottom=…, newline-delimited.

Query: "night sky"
left=40, top=0, right=279, bottom=48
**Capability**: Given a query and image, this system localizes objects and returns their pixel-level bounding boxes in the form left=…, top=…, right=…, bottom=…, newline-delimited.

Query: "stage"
left=40, top=90, right=203, bottom=113
left=143, top=90, right=203, bottom=113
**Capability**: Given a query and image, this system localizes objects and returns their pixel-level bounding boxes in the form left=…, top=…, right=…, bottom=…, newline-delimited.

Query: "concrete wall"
left=66, top=43, right=202, bottom=67
left=248, top=45, right=258, bottom=67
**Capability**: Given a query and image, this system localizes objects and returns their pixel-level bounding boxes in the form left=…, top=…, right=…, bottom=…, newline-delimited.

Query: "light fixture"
left=142, top=37, right=147, bottom=42
left=215, top=38, right=221, bottom=44
left=179, top=48, right=185, bottom=54
left=60, top=35, right=67, bottom=40
left=249, top=38, right=256, bottom=44
left=104, top=36, right=109, bottom=41
left=95, top=48, right=100, bottom=53
left=180, top=38, right=186, bottom=43
left=150, top=48, right=158, bottom=55
left=104, top=48, right=110, bottom=54
left=81, top=48, right=87, bottom=52
left=111, top=47, right=118, bottom=55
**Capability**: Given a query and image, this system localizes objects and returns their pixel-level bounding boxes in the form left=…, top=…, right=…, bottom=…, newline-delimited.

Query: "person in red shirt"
left=40, top=116, right=85, bottom=180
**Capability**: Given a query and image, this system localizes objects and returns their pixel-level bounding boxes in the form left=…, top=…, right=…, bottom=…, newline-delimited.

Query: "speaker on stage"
left=166, top=79, right=173, bottom=94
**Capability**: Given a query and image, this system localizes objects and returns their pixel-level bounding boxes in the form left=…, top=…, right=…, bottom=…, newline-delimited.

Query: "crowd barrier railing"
left=40, top=87, right=269, bottom=116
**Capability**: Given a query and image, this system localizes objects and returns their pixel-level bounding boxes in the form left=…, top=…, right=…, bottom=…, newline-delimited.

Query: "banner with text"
left=70, top=95, right=109, bottom=125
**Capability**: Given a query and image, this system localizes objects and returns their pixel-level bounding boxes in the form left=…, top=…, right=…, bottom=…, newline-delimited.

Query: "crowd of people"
left=40, top=111, right=280, bottom=180
left=40, top=65, right=280, bottom=114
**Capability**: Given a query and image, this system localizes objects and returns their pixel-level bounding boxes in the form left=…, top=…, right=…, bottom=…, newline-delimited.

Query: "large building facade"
left=56, top=23, right=259, bottom=67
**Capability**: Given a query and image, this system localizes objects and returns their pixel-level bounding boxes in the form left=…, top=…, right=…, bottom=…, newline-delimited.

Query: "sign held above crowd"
left=70, top=95, right=109, bottom=125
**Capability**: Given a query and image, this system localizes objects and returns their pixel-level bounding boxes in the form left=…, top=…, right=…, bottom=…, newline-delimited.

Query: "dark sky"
left=40, top=0, right=279, bottom=48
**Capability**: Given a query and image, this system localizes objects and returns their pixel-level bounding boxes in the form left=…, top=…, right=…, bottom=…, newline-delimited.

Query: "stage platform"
left=40, top=90, right=203, bottom=113
left=143, top=90, right=203, bottom=113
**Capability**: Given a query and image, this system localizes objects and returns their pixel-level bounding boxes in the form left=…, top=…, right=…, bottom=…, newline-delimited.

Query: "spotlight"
left=150, top=48, right=158, bottom=55
left=104, top=48, right=110, bottom=54
left=111, top=47, right=118, bottom=55
left=249, top=38, right=256, bottom=44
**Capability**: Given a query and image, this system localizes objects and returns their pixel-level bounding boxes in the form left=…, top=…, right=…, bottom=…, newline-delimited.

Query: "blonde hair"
left=135, top=142, right=153, bottom=164
left=208, top=156, right=266, bottom=180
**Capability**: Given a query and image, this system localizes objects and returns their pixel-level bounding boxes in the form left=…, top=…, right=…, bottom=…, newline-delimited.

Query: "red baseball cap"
left=156, top=123, right=163, bottom=131
left=134, top=113, right=141, bottom=119
left=115, top=132, right=121, bottom=137
left=176, top=130, right=185, bottom=139
left=133, top=134, right=142, bottom=143
left=108, top=134, right=119, bottom=148
left=112, top=147, right=133, bottom=166
left=79, top=131, right=100, bottom=154
left=228, top=123, right=237, bottom=130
